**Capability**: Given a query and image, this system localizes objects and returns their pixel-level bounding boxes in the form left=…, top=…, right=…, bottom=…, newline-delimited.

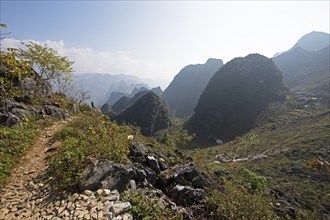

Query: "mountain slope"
left=72, top=73, right=148, bottom=105
left=163, top=58, right=223, bottom=118
left=111, top=90, right=149, bottom=113
left=273, top=32, right=330, bottom=96
left=291, top=31, right=330, bottom=52
left=107, top=86, right=163, bottom=106
left=186, top=54, right=286, bottom=141
left=114, top=92, right=172, bottom=135
left=189, top=98, right=330, bottom=218
left=111, top=96, right=130, bottom=113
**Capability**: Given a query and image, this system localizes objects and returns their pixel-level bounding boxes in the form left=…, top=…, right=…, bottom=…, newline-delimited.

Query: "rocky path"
left=0, top=119, right=132, bottom=220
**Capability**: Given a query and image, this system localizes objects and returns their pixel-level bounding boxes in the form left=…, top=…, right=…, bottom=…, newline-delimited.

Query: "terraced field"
left=188, top=98, right=330, bottom=217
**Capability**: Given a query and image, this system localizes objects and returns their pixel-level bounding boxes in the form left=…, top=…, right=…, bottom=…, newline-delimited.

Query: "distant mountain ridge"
left=273, top=31, right=329, bottom=96
left=291, top=31, right=329, bottom=52
left=163, top=58, right=223, bottom=118
left=107, top=86, right=163, bottom=109
left=112, top=90, right=150, bottom=113
left=72, top=73, right=149, bottom=106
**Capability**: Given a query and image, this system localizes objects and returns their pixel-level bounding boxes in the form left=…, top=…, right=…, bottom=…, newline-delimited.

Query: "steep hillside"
left=163, top=58, right=223, bottom=118
left=291, top=31, right=329, bottom=52
left=111, top=96, right=130, bottom=113
left=274, top=32, right=329, bottom=96
left=186, top=54, right=286, bottom=141
left=151, top=86, right=163, bottom=97
left=114, top=92, right=172, bottom=135
left=107, top=91, right=129, bottom=105
left=189, top=98, right=330, bottom=218
left=111, top=90, right=148, bottom=113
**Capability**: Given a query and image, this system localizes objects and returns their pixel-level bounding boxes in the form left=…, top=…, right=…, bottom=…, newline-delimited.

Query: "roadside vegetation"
left=0, top=23, right=76, bottom=189
left=0, top=122, right=37, bottom=187
left=49, top=112, right=135, bottom=190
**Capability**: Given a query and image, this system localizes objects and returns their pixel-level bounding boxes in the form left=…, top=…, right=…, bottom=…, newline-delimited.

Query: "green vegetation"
left=206, top=181, right=278, bottom=219
left=49, top=112, right=137, bottom=190
left=188, top=98, right=330, bottom=218
left=240, top=168, right=267, bottom=193
left=17, top=41, right=74, bottom=88
left=0, top=49, right=33, bottom=104
left=0, top=33, right=78, bottom=189
left=0, top=123, right=37, bottom=188
left=122, top=190, right=183, bottom=220
left=156, top=129, right=194, bottom=148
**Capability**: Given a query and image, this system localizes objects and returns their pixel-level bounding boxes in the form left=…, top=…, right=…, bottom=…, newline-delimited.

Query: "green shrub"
left=49, top=112, right=134, bottom=190
left=240, top=168, right=267, bottom=193
left=157, top=129, right=194, bottom=148
left=0, top=123, right=37, bottom=188
left=206, top=181, right=278, bottom=219
left=49, top=138, right=86, bottom=189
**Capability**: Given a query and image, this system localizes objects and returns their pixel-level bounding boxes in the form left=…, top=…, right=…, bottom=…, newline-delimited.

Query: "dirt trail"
left=0, top=119, right=69, bottom=219
left=0, top=116, right=134, bottom=220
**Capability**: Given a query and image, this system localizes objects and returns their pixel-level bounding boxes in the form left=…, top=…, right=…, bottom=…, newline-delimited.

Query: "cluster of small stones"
left=0, top=183, right=132, bottom=220
left=0, top=121, right=132, bottom=220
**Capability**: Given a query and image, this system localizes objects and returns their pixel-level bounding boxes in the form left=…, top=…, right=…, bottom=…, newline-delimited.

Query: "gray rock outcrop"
left=79, top=142, right=211, bottom=210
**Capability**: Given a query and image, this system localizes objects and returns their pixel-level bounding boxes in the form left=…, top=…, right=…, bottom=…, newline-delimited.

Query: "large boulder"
left=79, top=159, right=158, bottom=192
left=0, top=99, right=68, bottom=124
left=157, top=163, right=210, bottom=190
left=42, top=104, right=68, bottom=119
left=132, top=163, right=157, bottom=185
left=13, top=95, right=32, bottom=104
left=79, top=160, right=135, bottom=192
left=0, top=112, right=22, bottom=127
left=128, top=142, right=147, bottom=160
left=170, top=185, right=206, bottom=206
left=77, top=142, right=212, bottom=217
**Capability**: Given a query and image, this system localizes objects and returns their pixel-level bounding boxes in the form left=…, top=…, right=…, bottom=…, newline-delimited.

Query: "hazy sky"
left=1, top=1, right=329, bottom=88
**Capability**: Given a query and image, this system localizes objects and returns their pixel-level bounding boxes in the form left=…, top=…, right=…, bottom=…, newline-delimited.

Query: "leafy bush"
left=206, top=181, right=278, bottom=219
left=157, top=129, right=195, bottom=148
left=0, top=49, right=32, bottom=104
left=240, top=168, right=267, bottom=193
left=122, top=190, right=183, bottom=220
left=49, top=112, right=135, bottom=190
left=0, top=123, right=37, bottom=188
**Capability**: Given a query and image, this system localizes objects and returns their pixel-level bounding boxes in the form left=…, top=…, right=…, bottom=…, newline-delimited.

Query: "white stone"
left=83, top=190, right=93, bottom=197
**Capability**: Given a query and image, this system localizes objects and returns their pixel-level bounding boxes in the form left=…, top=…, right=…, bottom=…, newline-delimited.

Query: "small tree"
left=17, top=42, right=74, bottom=88
left=1, top=49, right=33, bottom=112
left=74, top=89, right=91, bottom=104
